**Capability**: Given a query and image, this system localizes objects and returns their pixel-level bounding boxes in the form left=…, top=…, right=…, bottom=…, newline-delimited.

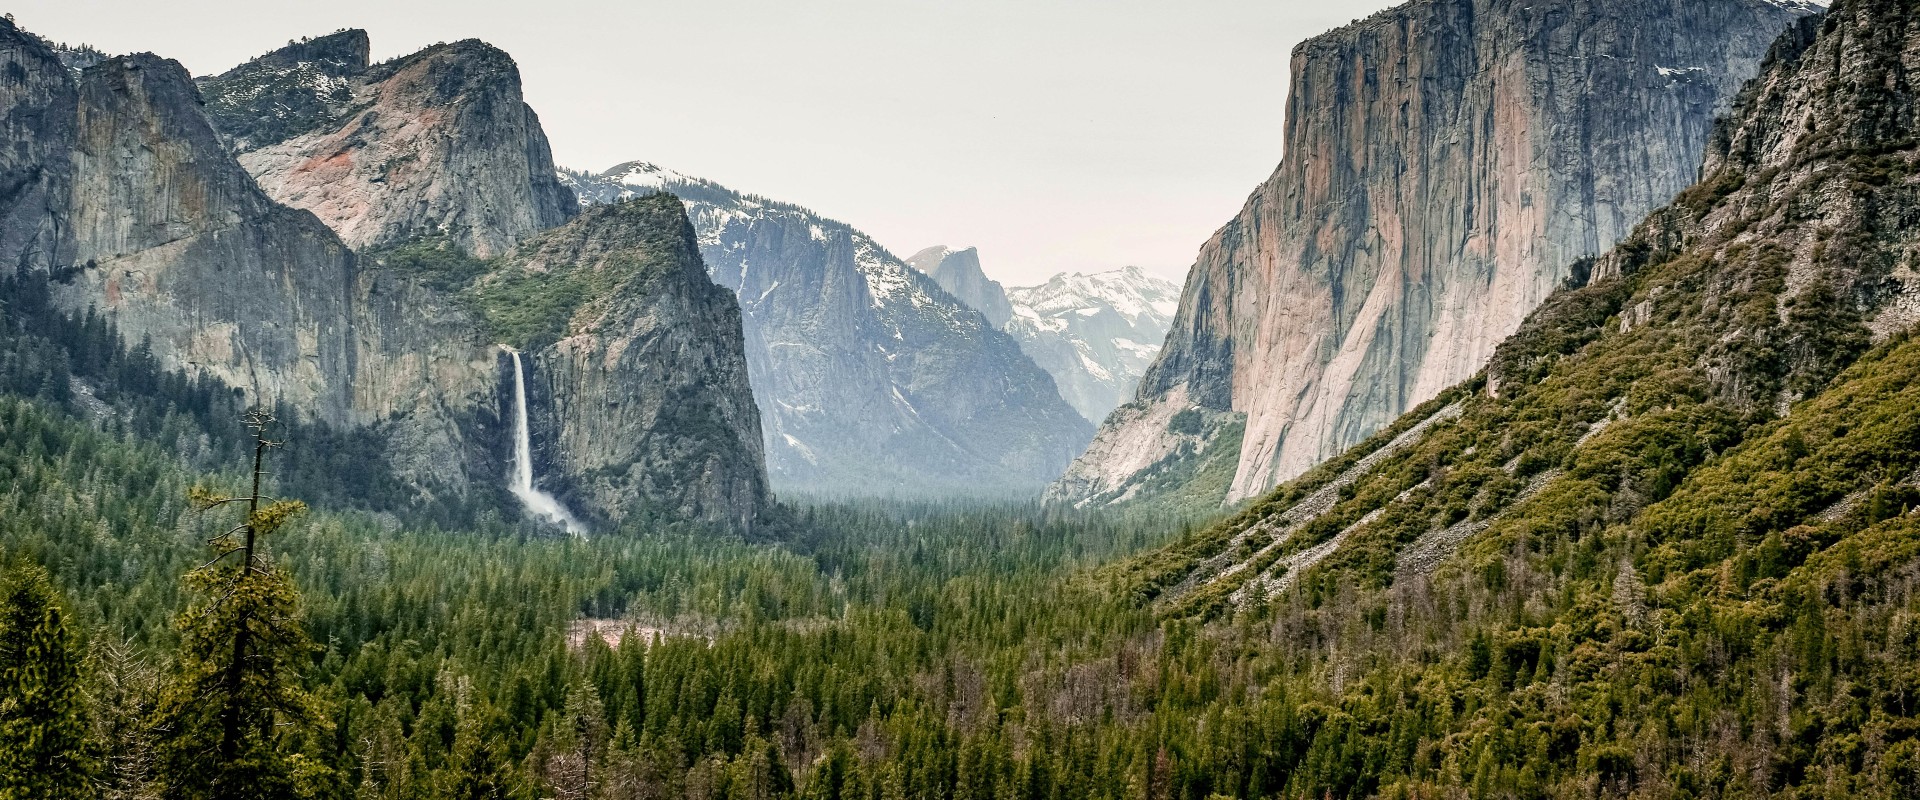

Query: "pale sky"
left=14, top=0, right=1398, bottom=286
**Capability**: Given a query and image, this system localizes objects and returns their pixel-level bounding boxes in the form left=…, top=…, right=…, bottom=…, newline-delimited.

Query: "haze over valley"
left=10, top=2, right=1920, bottom=799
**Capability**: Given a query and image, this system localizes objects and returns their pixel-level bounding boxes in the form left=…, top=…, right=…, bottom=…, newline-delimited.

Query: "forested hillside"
left=0, top=391, right=1190, bottom=799
left=3, top=0, right=1920, bottom=798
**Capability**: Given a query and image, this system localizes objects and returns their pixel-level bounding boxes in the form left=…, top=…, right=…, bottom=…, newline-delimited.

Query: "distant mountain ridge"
left=906, top=246, right=1013, bottom=328
left=1003, top=267, right=1181, bottom=425
left=561, top=162, right=1094, bottom=498
left=902, top=249, right=1181, bottom=425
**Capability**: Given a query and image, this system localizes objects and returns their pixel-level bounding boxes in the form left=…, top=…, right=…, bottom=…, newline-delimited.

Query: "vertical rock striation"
left=0, top=23, right=772, bottom=533
left=0, top=18, right=76, bottom=276
left=1052, top=0, right=1820, bottom=509
left=906, top=246, right=1013, bottom=327
left=47, top=49, right=502, bottom=501
left=477, top=195, right=772, bottom=532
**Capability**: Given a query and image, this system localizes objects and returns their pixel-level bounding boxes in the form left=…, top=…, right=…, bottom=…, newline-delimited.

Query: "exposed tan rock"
left=1054, top=0, right=1818, bottom=508
left=0, top=27, right=771, bottom=532
left=219, top=37, right=575, bottom=258
left=50, top=51, right=500, bottom=498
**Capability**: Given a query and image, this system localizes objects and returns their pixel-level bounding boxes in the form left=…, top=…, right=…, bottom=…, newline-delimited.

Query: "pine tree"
left=439, top=677, right=511, bottom=800
left=542, top=682, right=608, bottom=800
left=89, top=634, right=160, bottom=800
left=0, top=564, right=92, bottom=800
left=151, top=411, right=324, bottom=800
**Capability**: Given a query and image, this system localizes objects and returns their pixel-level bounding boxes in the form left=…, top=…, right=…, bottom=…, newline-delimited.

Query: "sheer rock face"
left=0, top=26, right=771, bottom=532
left=209, top=36, right=576, bottom=258
left=907, top=246, right=1013, bottom=327
left=0, top=19, right=76, bottom=275
left=1560, top=0, right=1920, bottom=352
left=1053, top=0, right=1818, bottom=508
left=503, top=197, right=771, bottom=532
left=561, top=163, right=1094, bottom=498
left=51, top=51, right=500, bottom=499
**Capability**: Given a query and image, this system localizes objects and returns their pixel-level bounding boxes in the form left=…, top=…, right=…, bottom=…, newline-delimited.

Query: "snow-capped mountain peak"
left=1010, top=267, right=1181, bottom=327
left=909, top=249, right=1184, bottom=426
left=556, top=166, right=1092, bottom=497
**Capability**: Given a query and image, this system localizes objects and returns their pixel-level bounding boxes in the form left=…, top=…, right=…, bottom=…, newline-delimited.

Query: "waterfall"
left=504, top=347, right=584, bottom=534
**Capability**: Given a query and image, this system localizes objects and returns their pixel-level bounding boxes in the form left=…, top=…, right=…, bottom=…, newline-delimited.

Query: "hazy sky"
left=14, top=0, right=1397, bottom=285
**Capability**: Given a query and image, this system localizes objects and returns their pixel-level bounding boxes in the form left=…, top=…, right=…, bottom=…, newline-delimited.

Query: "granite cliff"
left=471, top=195, right=770, bottom=532
left=561, top=163, right=1093, bottom=497
left=1053, top=0, right=1821, bottom=510
left=32, top=46, right=504, bottom=506
left=202, top=33, right=576, bottom=257
left=0, top=23, right=771, bottom=533
left=1117, top=2, right=1920, bottom=787
left=906, top=246, right=1013, bottom=327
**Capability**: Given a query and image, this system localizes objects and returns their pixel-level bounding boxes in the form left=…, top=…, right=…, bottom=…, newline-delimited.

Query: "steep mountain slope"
left=463, top=195, right=771, bottom=532
left=1002, top=268, right=1180, bottom=425
left=0, top=22, right=771, bottom=534
left=1111, top=0, right=1920, bottom=789
left=0, top=20, right=76, bottom=276
left=560, top=163, right=1093, bottom=498
left=1054, top=0, right=1819, bottom=511
left=903, top=248, right=1182, bottom=426
left=905, top=246, right=1012, bottom=327
left=201, top=33, right=576, bottom=257
left=49, top=50, right=500, bottom=504
left=194, top=29, right=368, bottom=152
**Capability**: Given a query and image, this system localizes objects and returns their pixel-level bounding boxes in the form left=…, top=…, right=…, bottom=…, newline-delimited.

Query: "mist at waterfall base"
left=504, top=347, right=586, bottom=535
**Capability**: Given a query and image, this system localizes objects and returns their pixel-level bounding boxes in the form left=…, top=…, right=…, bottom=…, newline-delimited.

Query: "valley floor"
left=6, top=356, right=1919, bottom=798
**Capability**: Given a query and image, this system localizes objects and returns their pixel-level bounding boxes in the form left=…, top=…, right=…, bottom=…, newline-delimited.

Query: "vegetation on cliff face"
left=0, top=271, right=482, bottom=526
left=1053, top=0, right=1817, bottom=512
left=2, top=307, right=1915, bottom=798
left=367, top=234, right=495, bottom=295
left=195, top=29, right=369, bottom=152
left=1097, top=0, right=1920, bottom=794
left=3, top=1, right=1919, bottom=799
left=370, top=195, right=705, bottom=351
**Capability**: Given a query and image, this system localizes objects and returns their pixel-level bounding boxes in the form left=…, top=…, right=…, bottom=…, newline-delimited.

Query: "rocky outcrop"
left=1053, top=0, right=1819, bottom=509
left=206, top=34, right=575, bottom=257
left=479, top=195, right=771, bottom=532
left=1139, top=0, right=1919, bottom=632
left=561, top=163, right=1094, bottom=498
left=196, top=29, right=368, bottom=153
left=0, top=23, right=772, bottom=533
left=62, top=53, right=361, bottom=417
left=48, top=50, right=502, bottom=501
left=903, top=247, right=1180, bottom=426
left=0, top=19, right=76, bottom=276
left=50, top=43, right=109, bottom=75
left=906, top=246, right=1012, bottom=327
left=1002, top=267, right=1181, bottom=425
